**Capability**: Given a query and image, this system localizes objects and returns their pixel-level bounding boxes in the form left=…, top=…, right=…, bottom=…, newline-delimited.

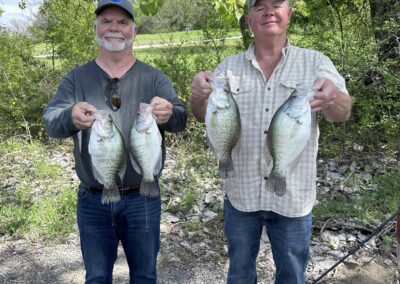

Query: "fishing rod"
left=310, top=207, right=400, bottom=284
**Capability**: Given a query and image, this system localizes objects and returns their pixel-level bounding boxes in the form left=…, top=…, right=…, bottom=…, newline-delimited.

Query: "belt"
left=88, top=186, right=140, bottom=194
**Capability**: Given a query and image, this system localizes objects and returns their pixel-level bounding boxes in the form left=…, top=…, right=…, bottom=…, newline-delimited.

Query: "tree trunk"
left=239, top=15, right=253, bottom=50
left=369, top=0, right=400, bottom=61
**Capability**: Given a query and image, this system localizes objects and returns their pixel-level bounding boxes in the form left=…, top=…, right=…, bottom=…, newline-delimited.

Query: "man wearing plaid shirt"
left=191, top=0, right=352, bottom=283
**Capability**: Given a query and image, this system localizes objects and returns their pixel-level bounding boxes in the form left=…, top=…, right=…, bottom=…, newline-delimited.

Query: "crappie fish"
left=205, top=77, right=241, bottom=179
left=89, top=110, right=126, bottom=204
left=129, top=103, right=162, bottom=198
left=266, top=88, right=312, bottom=196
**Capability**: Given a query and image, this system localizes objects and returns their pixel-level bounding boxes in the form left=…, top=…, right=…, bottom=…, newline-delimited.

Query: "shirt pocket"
left=276, top=80, right=315, bottom=109
left=227, top=78, right=259, bottom=133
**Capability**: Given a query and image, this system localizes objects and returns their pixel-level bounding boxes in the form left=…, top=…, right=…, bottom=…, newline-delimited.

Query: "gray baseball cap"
left=95, top=0, right=134, bottom=20
left=247, top=0, right=257, bottom=9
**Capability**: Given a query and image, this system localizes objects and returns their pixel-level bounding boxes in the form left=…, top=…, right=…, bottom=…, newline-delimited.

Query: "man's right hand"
left=190, top=71, right=214, bottom=122
left=191, top=71, right=214, bottom=100
left=71, top=102, right=97, bottom=129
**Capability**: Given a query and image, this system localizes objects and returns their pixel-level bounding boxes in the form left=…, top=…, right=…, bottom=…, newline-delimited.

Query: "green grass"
left=314, top=170, right=400, bottom=222
left=134, top=29, right=241, bottom=46
left=0, top=138, right=77, bottom=243
left=33, top=29, right=242, bottom=57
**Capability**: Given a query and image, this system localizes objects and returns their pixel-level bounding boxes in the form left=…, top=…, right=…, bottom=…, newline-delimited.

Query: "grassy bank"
left=1, top=137, right=399, bottom=245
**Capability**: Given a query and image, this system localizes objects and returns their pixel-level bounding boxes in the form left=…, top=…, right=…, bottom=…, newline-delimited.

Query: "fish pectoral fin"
left=118, top=157, right=127, bottom=182
left=130, top=154, right=142, bottom=175
left=91, top=160, right=105, bottom=185
left=206, top=136, right=218, bottom=156
left=287, top=151, right=304, bottom=173
left=153, top=148, right=163, bottom=176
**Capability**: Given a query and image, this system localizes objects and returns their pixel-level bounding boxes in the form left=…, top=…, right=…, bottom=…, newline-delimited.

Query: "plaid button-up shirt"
left=214, top=42, right=348, bottom=217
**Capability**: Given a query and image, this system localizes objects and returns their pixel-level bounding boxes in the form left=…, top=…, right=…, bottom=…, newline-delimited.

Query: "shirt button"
left=264, top=176, right=268, bottom=180
left=265, top=108, right=269, bottom=112
left=267, top=87, right=271, bottom=91
left=264, top=130, right=268, bottom=134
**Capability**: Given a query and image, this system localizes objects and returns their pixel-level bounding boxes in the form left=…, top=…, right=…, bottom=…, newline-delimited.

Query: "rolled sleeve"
left=317, top=54, right=349, bottom=95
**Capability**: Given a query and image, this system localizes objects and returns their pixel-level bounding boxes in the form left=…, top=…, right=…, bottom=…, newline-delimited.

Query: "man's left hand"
left=151, top=96, right=173, bottom=124
left=309, top=78, right=337, bottom=112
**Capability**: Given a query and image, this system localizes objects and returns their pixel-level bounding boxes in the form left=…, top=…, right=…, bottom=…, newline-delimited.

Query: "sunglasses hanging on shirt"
left=105, top=78, right=121, bottom=111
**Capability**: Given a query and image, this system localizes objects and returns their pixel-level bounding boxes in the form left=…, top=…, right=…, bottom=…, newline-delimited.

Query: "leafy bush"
left=0, top=32, right=59, bottom=140
left=0, top=139, right=77, bottom=242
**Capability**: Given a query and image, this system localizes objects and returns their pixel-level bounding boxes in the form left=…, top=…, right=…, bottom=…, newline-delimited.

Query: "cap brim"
left=95, top=4, right=134, bottom=20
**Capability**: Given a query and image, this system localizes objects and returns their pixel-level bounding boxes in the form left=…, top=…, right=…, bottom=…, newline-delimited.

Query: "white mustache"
left=104, top=32, right=125, bottom=40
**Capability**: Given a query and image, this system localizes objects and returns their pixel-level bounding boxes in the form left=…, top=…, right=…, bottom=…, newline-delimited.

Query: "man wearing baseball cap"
left=43, top=0, right=187, bottom=283
left=191, top=0, right=352, bottom=283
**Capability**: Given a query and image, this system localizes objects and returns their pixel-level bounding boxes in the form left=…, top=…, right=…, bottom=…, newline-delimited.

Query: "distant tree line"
left=0, top=0, right=398, bottom=155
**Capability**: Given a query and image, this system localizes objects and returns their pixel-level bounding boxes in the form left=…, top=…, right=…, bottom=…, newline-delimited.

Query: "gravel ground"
left=1, top=143, right=399, bottom=283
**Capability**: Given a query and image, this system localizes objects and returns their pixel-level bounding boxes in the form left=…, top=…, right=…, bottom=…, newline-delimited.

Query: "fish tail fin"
left=265, top=174, right=286, bottom=196
left=274, top=177, right=286, bottom=196
left=139, top=180, right=159, bottom=198
left=101, top=184, right=121, bottom=204
left=219, top=156, right=234, bottom=179
left=265, top=177, right=276, bottom=193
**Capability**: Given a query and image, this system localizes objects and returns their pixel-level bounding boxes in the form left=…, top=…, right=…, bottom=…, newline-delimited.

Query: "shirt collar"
left=245, top=38, right=291, bottom=61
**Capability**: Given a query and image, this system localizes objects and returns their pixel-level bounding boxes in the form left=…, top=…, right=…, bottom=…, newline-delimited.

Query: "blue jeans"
left=224, top=197, right=312, bottom=284
left=77, top=186, right=161, bottom=284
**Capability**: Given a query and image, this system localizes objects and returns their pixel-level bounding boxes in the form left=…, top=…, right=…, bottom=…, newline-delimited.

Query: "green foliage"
left=208, top=0, right=246, bottom=23
left=314, top=170, right=400, bottom=222
left=0, top=138, right=77, bottom=242
left=136, top=0, right=203, bottom=34
left=1, top=186, right=76, bottom=242
left=35, top=0, right=97, bottom=71
left=381, top=235, right=395, bottom=253
left=290, top=0, right=400, bottom=156
left=136, top=0, right=165, bottom=16
left=0, top=32, right=58, bottom=140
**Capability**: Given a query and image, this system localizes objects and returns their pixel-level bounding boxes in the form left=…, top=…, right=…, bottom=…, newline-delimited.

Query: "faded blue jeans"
left=224, top=197, right=312, bottom=284
left=77, top=186, right=161, bottom=284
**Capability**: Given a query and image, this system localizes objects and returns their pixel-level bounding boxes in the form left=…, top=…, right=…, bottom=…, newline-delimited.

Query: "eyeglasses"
left=105, top=78, right=121, bottom=111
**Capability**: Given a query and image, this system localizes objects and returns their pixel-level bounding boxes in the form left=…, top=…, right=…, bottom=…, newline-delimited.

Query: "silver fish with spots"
left=129, top=103, right=162, bottom=198
left=266, top=88, right=312, bottom=196
left=89, top=110, right=126, bottom=204
left=205, top=77, right=241, bottom=179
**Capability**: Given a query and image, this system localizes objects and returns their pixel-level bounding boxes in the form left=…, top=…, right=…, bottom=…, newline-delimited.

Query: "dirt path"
left=1, top=226, right=398, bottom=284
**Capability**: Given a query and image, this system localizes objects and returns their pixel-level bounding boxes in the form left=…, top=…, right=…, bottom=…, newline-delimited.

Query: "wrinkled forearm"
left=323, top=90, right=353, bottom=122
left=190, top=95, right=208, bottom=123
